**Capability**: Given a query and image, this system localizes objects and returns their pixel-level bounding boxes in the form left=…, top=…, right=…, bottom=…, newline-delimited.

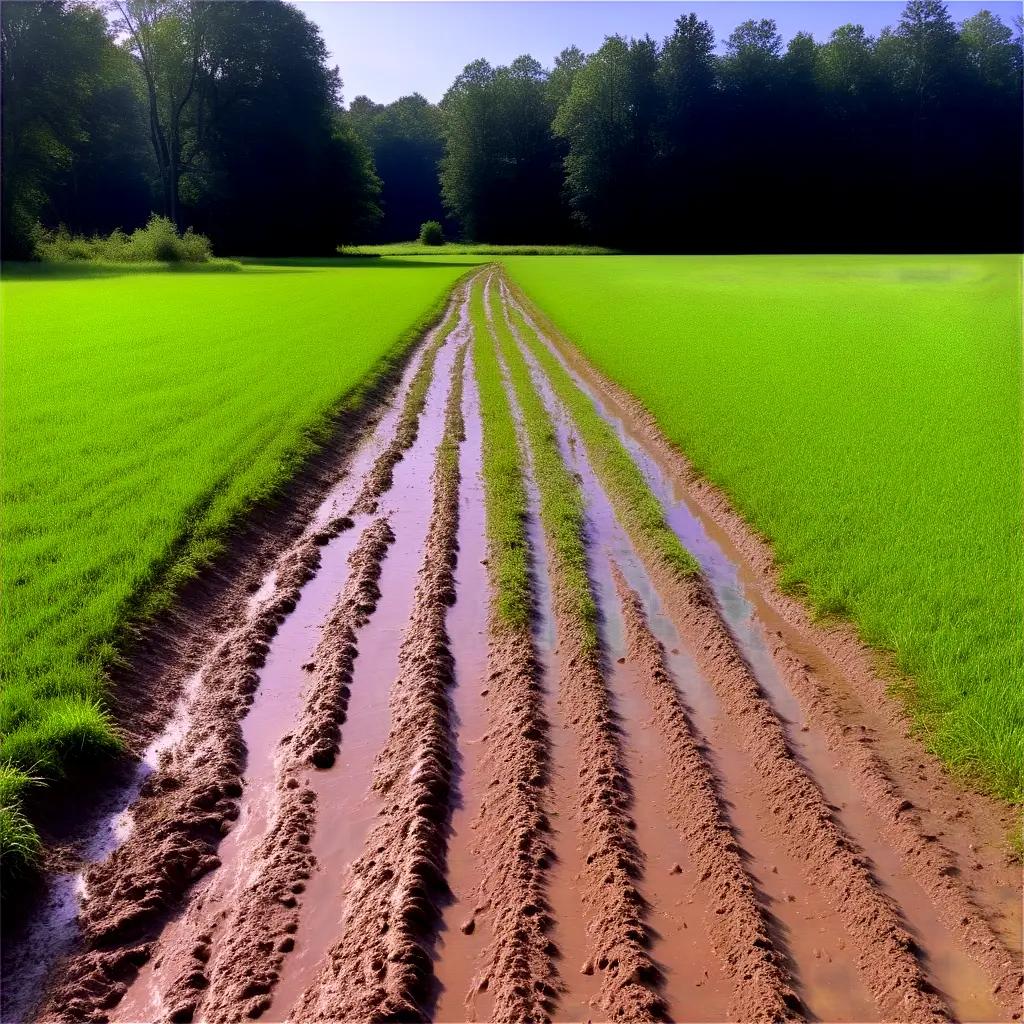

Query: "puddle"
left=271, top=329, right=466, bottom=1017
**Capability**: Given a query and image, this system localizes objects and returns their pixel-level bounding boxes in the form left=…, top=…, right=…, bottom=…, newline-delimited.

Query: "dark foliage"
left=418, top=220, right=445, bottom=245
left=2, top=1, right=1020, bottom=255
left=349, top=94, right=453, bottom=242
left=2, top=0, right=380, bottom=257
left=440, top=2, right=1022, bottom=250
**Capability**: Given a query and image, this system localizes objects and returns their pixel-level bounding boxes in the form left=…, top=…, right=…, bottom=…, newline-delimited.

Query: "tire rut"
left=164, top=517, right=396, bottom=1024
left=611, top=564, right=800, bottom=1023
left=28, top=286, right=469, bottom=1024
left=506, top=292, right=874, bottom=1021
left=290, top=343, right=468, bottom=1022
left=486, top=277, right=667, bottom=1023
left=501, top=277, right=951, bottom=1022
left=18, top=270, right=1020, bottom=1024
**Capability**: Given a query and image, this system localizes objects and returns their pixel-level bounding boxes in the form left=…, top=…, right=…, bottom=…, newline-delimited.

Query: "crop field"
left=504, top=254, right=1023, bottom=801
left=0, top=258, right=469, bottom=860
left=3, top=261, right=1021, bottom=1024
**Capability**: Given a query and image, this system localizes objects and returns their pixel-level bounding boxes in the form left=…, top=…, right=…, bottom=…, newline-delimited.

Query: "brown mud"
left=10, top=269, right=1020, bottom=1024
left=289, top=343, right=469, bottom=1022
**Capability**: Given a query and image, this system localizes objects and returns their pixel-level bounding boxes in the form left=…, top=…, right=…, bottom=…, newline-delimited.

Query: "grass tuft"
left=470, top=276, right=531, bottom=629
left=486, top=278, right=599, bottom=651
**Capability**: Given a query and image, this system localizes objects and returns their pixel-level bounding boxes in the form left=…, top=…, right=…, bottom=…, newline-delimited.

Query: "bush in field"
left=33, top=215, right=212, bottom=264
left=418, top=220, right=444, bottom=246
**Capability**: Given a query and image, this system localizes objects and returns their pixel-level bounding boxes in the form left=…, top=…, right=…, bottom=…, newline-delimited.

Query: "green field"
left=4, top=252, right=1020, bottom=870
left=0, top=258, right=468, bottom=862
left=503, top=254, right=1023, bottom=800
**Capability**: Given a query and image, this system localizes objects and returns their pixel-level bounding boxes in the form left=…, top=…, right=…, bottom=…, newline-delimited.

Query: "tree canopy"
left=2, top=0, right=1020, bottom=255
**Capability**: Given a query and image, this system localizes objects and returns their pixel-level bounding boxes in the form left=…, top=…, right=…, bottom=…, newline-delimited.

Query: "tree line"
left=3, top=0, right=1020, bottom=256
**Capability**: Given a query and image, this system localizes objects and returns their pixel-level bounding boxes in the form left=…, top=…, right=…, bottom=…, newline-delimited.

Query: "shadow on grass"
left=1, top=256, right=488, bottom=281
left=1, top=259, right=245, bottom=282
left=237, top=255, right=488, bottom=270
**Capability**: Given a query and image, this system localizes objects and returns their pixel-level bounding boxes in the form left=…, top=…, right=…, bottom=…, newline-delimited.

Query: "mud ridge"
left=349, top=289, right=468, bottom=516
left=156, top=517, right=396, bottom=1024
left=292, top=518, right=396, bottom=769
left=547, top=557, right=665, bottom=1022
left=291, top=344, right=468, bottom=1023
left=766, top=642, right=1023, bottom=1020
left=611, top=564, right=800, bottom=1023
left=506, top=279, right=1022, bottom=1015
left=614, top=540, right=950, bottom=1020
left=464, top=610, right=559, bottom=1019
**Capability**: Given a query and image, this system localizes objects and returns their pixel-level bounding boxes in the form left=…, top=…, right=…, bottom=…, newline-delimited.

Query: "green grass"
left=502, top=254, right=1023, bottom=801
left=470, top=276, right=531, bottom=630
left=342, top=241, right=618, bottom=257
left=507, top=288, right=699, bottom=585
left=486, top=279, right=598, bottom=651
left=0, top=257, right=470, bottom=870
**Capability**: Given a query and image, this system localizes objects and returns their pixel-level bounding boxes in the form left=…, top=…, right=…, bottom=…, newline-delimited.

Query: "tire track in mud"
left=531, top=291, right=1020, bottom=961
left=487, top=275, right=667, bottom=1023
left=505, top=275, right=1021, bottom=1022
left=37, top=520, right=342, bottom=1024
left=290, top=343, right=468, bottom=1023
left=161, top=517, right=396, bottom=1024
left=349, top=302, right=462, bottom=517
left=426, top=360, right=498, bottom=1020
left=765, top=643, right=1023, bottom=1021
left=440, top=285, right=561, bottom=1023
left=508, top=305, right=881, bottom=1022
left=610, top=564, right=799, bottom=1024
left=18, top=269, right=1022, bottom=1024
left=499, top=276, right=1019, bottom=1019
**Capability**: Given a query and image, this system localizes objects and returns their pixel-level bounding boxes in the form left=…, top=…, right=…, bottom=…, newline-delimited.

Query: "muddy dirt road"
left=4, top=269, right=1020, bottom=1024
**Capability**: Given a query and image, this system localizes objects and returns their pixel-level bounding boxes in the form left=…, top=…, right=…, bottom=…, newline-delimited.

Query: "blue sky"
left=292, top=1, right=1021, bottom=103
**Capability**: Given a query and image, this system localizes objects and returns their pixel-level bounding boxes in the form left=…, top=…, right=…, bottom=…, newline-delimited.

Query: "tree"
left=4, top=0, right=1021, bottom=257
left=553, top=35, right=662, bottom=244
left=1, top=1, right=152, bottom=256
left=959, top=10, right=1021, bottom=91
left=110, top=0, right=207, bottom=228
left=440, top=55, right=565, bottom=241
left=190, top=0, right=380, bottom=252
left=887, top=0, right=959, bottom=103
left=722, top=18, right=783, bottom=90
left=816, top=24, right=877, bottom=97
left=547, top=46, right=587, bottom=110
left=657, top=15, right=718, bottom=243
left=349, top=93, right=448, bottom=242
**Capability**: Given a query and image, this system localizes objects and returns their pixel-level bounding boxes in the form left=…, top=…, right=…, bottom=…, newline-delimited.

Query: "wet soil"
left=9, top=269, right=1020, bottom=1024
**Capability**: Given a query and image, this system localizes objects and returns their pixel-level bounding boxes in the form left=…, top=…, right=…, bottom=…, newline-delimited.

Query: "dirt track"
left=4, top=269, right=1021, bottom=1024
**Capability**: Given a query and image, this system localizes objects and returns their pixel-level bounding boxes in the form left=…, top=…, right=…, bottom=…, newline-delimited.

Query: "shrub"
left=418, top=220, right=444, bottom=246
left=33, top=215, right=212, bottom=264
